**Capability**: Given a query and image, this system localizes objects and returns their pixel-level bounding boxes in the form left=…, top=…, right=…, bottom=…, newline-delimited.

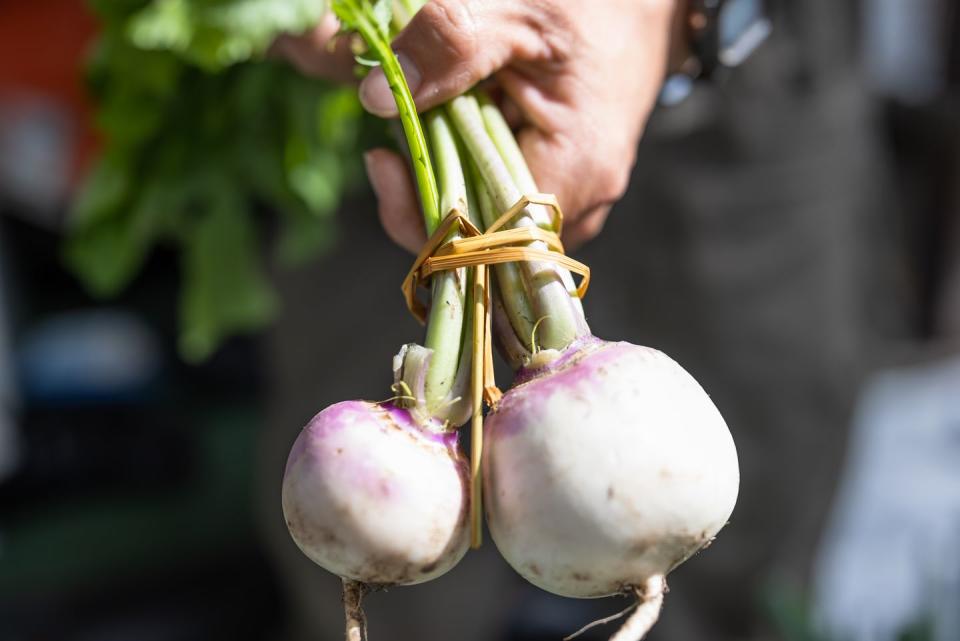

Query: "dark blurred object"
left=863, top=0, right=960, bottom=339
left=17, top=310, right=162, bottom=405
left=0, top=96, right=74, bottom=222
left=0, top=223, right=18, bottom=484
left=0, top=206, right=284, bottom=638
left=502, top=591, right=640, bottom=641
left=2, top=557, right=281, bottom=641
left=0, top=405, right=194, bottom=512
left=884, top=96, right=960, bottom=338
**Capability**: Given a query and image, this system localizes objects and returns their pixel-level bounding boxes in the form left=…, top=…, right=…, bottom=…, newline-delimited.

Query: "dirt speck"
left=658, top=468, right=673, bottom=480
left=629, top=539, right=652, bottom=556
left=699, top=530, right=715, bottom=550
left=321, top=529, right=340, bottom=545
left=606, top=486, right=615, bottom=500
left=426, top=526, right=448, bottom=549
left=527, top=563, right=541, bottom=577
left=572, top=571, right=591, bottom=582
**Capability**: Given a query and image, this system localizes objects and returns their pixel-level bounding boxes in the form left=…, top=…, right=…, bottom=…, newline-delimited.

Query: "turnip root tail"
left=609, top=575, right=665, bottom=641
left=563, top=602, right=640, bottom=640
left=342, top=580, right=368, bottom=641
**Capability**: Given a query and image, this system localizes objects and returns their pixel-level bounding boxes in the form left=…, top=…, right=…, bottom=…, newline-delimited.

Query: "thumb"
left=359, top=0, right=531, bottom=116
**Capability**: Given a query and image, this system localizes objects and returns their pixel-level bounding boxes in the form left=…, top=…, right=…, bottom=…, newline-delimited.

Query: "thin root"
left=529, top=315, right=550, bottom=354
left=342, top=579, right=369, bottom=641
left=379, top=381, right=417, bottom=406
left=564, top=601, right=639, bottom=640
left=608, top=575, right=666, bottom=641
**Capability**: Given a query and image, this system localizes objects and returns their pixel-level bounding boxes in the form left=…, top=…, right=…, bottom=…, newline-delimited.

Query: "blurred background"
left=0, top=1, right=957, bottom=640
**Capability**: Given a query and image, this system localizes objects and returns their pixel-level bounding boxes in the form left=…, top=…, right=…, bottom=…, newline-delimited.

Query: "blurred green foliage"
left=126, top=0, right=328, bottom=70
left=66, top=0, right=373, bottom=361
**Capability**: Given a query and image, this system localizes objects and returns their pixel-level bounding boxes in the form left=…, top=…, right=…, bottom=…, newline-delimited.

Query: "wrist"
left=681, top=0, right=772, bottom=78
left=659, top=0, right=772, bottom=104
left=667, top=0, right=692, bottom=74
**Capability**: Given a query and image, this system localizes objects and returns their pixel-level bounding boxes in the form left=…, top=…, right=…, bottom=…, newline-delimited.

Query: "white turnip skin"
left=282, top=400, right=470, bottom=586
left=483, top=337, right=739, bottom=611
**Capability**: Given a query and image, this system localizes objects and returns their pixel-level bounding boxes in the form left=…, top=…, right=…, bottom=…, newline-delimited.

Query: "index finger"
left=272, top=14, right=358, bottom=84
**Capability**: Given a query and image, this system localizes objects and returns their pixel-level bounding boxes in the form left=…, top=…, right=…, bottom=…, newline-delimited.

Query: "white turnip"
left=282, top=400, right=470, bottom=586
left=483, top=337, right=739, bottom=639
left=279, top=6, right=481, bottom=638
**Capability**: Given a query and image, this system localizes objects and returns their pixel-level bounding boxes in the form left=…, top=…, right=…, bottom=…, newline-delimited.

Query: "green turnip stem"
left=342, top=3, right=441, bottom=232
left=475, top=92, right=588, bottom=324
left=490, top=286, right=531, bottom=369
left=381, top=0, right=587, bottom=353
left=390, top=0, right=416, bottom=28
left=422, top=110, right=468, bottom=409
left=446, top=94, right=584, bottom=350
left=467, top=155, right=536, bottom=350
left=423, top=271, right=465, bottom=410
left=428, top=110, right=469, bottom=218
left=392, top=0, right=424, bottom=29
left=456, top=125, right=484, bottom=231
left=347, top=0, right=586, bottom=370
left=475, top=91, right=537, bottom=193
left=338, top=1, right=468, bottom=424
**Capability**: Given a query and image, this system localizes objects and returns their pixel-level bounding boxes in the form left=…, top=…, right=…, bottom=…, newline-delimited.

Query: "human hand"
left=279, top=0, right=681, bottom=252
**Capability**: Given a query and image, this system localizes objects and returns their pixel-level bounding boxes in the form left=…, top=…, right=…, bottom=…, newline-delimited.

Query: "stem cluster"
left=334, top=0, right=589, bottom=426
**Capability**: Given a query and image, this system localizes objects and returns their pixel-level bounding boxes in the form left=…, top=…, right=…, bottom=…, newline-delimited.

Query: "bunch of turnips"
left=281, top=2, right=739, bottom=640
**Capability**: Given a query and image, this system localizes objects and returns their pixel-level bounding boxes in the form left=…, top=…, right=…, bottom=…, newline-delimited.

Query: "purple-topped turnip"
left=280, top=5, right=481, bottom=639
left=283, top=400, right=469, bottom=585
left=453, top=67, right=740, bottom=641
left=483, top=338, right=739, bottom=638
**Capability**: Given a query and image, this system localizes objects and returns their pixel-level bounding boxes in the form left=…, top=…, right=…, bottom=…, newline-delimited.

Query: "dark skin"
left=274, top=0, right=689, bottom=252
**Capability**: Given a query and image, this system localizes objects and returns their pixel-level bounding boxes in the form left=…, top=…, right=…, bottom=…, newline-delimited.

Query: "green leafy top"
left=126, top=0, right=329, bottom=70
left=331, top=0, right=440, bottom=232
left=69, top=0, right=374, bottom=361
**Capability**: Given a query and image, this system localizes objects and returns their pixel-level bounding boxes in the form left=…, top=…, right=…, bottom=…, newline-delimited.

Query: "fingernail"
left=359, top=52, right=421, bottom=117
left=363, top=152, right=383, bottom=196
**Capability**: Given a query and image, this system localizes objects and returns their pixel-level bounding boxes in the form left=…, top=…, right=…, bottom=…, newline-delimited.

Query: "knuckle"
left=530, top=0, right=576, bottom=61
left=419, top=0, right=480, bottom=62
left=593, top=159, right=632, bottom=205
left=585, top=210, right=610, bottom=236
left=553, top=128, right=632, bottom=210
